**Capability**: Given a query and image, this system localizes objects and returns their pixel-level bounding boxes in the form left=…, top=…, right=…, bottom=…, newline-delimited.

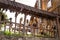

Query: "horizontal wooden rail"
left=0, top=0, right=59, bottom=18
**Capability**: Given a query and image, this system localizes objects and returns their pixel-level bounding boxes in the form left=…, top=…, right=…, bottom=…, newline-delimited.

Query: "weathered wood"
left=0, top=0, right=59, bottom=18
left=0, top=0, right=60, bottom=40
left=23, top=14, right=26, bottom=40
left=56, top=16, right=60, bottom=40
left=4, top=21, right=6, bottom=32
left=14, top=13, right=18, bottom=33
left=9, top=18, right=12, bottom=32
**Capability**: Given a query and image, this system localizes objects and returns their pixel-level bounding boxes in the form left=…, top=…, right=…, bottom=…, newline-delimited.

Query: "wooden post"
left=56, top=6, right=60, bottom=40
left=14, top=13, right=18, bottom=33
left=9, top=18, right=12, bottom=32
left=19, top=18, right=22, bottom=34
left=4, top=21, right=6, bottom=32
left=0, top=14, right=1, bottom=31
left=56, top=16, right=60, bottom=40
left=23, top=14, right=26, bottom=40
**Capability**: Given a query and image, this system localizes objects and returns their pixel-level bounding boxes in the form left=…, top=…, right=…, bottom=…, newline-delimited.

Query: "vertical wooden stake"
left=4, top=21, right=6, bottom=32
left=9, top=18, right=12, bottom=32
left=56, top=16, right=59, bottom=40
left=23, top=14, right=26, bottom=40
left=14, top=13, right=17, bottom=33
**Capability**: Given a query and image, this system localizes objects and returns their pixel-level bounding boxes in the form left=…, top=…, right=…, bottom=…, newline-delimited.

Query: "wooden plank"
left=0, top=0, right=59, bottom=18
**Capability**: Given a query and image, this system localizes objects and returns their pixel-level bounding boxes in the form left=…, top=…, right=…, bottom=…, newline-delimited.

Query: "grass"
left=0, top=31, right=23, bottom=37
left=0, top=31, right=54, bottom=38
